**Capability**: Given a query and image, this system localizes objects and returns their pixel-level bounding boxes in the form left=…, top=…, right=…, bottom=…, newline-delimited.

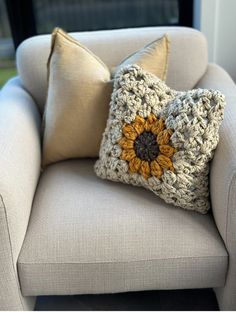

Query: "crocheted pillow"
left=95, top=65, right=226, bottom=214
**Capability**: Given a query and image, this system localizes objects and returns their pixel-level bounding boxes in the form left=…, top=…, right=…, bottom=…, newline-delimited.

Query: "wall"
left=194, top=0, right=236, bottom=81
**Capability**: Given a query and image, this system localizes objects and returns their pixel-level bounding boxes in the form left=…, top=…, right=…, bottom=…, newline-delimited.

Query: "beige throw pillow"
left=43, top=28, right=169, bottom=167
left=114, top=37, right=169, bottom=80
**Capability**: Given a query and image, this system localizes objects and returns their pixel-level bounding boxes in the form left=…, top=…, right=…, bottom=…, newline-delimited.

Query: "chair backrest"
left=16, top=26, right=208, bottom=113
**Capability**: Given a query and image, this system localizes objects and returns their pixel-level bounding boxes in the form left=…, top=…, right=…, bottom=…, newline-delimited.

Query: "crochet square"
left=95, top=65, right=226, bottom=214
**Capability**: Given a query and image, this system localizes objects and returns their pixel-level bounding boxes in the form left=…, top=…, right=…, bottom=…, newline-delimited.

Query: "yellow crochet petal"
left=133, top=122, right=145, bottom=135
left=150, top=160, right=163, bottom=179
left=122, top=124, right=138, bottom=140
left=151, top=118, right=165, bottom=135
left=159, top=145, right=176, bottom=158
left=118, top=137, right=134, bottom=149
left=129, top=157, right=142, bottom=173
left=147, top=113, right=157, bottom=124
left=157, top=154, right=173, bottom=170
left=134, top=115, right=145, bottom=125
left=139, top=160, right=151, bottom=179
left=120, top=149, right=136, bottom=161
left=157, top=129, right=173, bottom=145
left=144, top=120, right=152, bottom=131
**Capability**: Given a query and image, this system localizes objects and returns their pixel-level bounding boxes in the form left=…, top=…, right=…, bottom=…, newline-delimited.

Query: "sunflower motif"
left=118, top=113, right=176, bottom=180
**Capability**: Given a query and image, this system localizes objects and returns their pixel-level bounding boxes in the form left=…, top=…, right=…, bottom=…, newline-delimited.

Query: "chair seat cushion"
left=18, top=160, right=227, bottom=296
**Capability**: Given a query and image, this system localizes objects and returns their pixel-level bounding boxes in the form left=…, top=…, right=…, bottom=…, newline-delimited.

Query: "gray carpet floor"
left=35, top=289, right=219, bottom=310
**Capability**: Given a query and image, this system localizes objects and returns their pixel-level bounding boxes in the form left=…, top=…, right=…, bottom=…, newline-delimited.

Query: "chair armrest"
left=0, top=77, right=41, bottom=310
left=196, top=63, right=236, bottom=253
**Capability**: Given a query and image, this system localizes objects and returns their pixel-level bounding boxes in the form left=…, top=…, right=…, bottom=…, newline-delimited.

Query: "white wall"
left=194, top=0, right=236, bottom=81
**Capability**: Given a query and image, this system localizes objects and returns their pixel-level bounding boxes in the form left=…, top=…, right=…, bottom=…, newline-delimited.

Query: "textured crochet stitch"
left=119, top=113, right=176, bottom=180
left=94, top=65, right=226, bottom=214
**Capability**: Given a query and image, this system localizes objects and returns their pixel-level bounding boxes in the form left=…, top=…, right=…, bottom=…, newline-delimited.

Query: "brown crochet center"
left=134, top=131, right=159, bottom=161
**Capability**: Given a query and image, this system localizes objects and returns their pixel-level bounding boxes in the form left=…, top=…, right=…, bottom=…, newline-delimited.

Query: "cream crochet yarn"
left=95, top=65, right=226, bottom=214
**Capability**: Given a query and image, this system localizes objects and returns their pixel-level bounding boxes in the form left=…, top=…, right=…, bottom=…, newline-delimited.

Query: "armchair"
left=0, top=27, right=235, bottom=310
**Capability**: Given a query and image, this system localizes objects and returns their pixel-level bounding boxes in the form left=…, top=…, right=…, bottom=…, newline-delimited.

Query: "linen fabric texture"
left=42, top=28, right=169, bottom=167
left=0, top=77, right=40, bottom=310
left=95, top=65, right=226, bottom=213
left=18, top=160, right=227, bottom=296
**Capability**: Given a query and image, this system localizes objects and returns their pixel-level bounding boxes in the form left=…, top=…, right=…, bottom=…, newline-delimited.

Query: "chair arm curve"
left=0, top=77, right=41, bottom=310
left=196, top=64, right=236, bottom=310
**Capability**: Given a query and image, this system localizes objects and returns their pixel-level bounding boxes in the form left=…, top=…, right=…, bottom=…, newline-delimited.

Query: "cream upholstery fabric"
left=17, top=27, right=208, bottom=112
left=0, top=77, right=41, bottom=310
left=196, top=63, right=236, bottom=310
left=18, top=160, right=227, bottom=296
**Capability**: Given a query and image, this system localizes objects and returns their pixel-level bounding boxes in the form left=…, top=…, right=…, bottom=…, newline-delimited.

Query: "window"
left=6, top=0, right=193, bottom=49
left=34, top=0, right=179, bottom=34
left=0, top=0, right=16, bottom=87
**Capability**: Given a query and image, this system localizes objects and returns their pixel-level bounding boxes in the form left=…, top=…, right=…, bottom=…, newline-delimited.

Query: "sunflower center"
left=134, top=131, right=159, bottom=161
